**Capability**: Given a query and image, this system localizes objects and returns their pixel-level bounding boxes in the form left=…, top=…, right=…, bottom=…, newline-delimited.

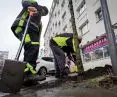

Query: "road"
left=0, top=76, right=117, bottom=97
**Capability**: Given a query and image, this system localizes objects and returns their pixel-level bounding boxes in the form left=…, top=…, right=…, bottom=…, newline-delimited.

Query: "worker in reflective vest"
left=50, top=33, right=82, bottom=78
left=11, top=0, right=48, bottom=75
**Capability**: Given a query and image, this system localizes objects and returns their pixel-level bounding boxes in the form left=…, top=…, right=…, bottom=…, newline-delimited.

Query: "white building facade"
left=44, top=0, right=117, bottom=71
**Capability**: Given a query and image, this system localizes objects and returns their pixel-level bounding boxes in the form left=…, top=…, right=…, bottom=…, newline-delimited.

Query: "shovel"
left=0, top=13, right=32, bottom=93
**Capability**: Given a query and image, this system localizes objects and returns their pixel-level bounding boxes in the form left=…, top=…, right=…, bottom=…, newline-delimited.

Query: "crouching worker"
left=11, top=0, right=48, bottom=78
left=49, top=33, right=82, bottom=78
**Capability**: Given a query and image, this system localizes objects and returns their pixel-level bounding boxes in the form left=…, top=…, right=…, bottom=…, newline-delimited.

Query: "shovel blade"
left=0, top=59, right=26, bottom=93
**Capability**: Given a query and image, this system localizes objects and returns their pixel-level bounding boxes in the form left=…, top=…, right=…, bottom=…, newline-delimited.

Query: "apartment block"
left=44, top=0, right=117, bottom=71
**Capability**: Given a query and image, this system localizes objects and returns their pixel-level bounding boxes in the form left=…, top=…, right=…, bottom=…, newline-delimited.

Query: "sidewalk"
left=2, top=76, right=117, bottom=97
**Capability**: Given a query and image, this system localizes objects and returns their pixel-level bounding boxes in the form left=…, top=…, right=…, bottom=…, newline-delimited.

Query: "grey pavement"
left=0, top=76, right=117, bottom=97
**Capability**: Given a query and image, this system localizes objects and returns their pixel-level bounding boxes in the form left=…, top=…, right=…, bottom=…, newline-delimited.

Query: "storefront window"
left=103, top=46, right=109, bottom=57
left=91, top=52, right=96, bottom=60
left=83, top=53, right=91, bottom=62
left=94, top=48, right=103, bottom=59
left=90, top=48, right=103, bottom=60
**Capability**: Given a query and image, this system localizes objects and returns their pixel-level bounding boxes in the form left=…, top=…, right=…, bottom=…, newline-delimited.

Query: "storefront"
left=81, top=34, right=112, bottom=71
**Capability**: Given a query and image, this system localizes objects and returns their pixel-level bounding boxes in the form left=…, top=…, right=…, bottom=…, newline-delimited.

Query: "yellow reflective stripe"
left=30, top=68, right=37, bottom=74
left=24, top=34, right=39, bottom=44
left=24, top=68, right=29, bottom=72
left=31, top=42, right=40, bottom=45
left=53, top=37, right=69, bottom=47
left=25, top=34, right=31, bottom=43
left=26, top=63, right=33, bottom=69
left=15, top=11, right=28, bottom=34
left=26, top=63, right=37, bottom=74
left=72, top=38, right=77, bottom=53
left=15, top=27, right=22, bottom=33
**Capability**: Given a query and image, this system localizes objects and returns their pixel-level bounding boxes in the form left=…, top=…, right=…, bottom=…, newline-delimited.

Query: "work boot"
left=55, top=72, right=67, bottom=79
left=23, top=74, right=46, bottom=86
left=55, top=71, right=61, bottom=78
left=26, top=63, right=37, bottom=75
left=55, top=73, right=60, bottom=78
left=24, top=74, right=46, bottom=81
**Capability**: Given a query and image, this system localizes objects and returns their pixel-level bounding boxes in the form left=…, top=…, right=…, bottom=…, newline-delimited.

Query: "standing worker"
left=11, top=0, right=48, bottom=77
left=50, top=33, right=82, bottom=78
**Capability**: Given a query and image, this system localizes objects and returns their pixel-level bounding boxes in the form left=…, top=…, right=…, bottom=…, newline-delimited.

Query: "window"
left=42, top=57, right=54, bottom=62
left=55, top=12, right=57, bottom=17
left=94, top=48, right=103, bottom=59
left=80, top=21, right=89, bottom=35
left=95, top=7, right=102, bottom=22
left=62, top=11, right=66, bottom=20
left=103, top=46, right=109, bottom=57
left=50, top=28, right=52, bottom=31
left=58, top=21, right=61, bottom=26
left=55, top=22, right=57, bottom=27
left=53, top=23, right=54, bottom=27
left=61, top=0, right=65, bottom=7
left=58, top=10, right=60, bottom=15
left=56, top=0, right=59, bottom=5
left=77, top=0, right=86, bottom=17
left=83, top=53, right=91, bottom=62
left=63, top=25, right=67, bottom=32
left=90, top=48, right=103, bottom=60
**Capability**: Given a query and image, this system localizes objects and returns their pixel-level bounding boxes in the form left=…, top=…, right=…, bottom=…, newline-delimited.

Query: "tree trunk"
left=68, top=0, right=84, bottom=73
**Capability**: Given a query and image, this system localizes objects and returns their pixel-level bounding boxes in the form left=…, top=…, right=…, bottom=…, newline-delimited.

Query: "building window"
left=55, top=12, right=57, bottom=17
left=55, top=22, right=57, bottom=27
left=95, top=7, right=102, bottom=22
left=53, top=23, right=54, bottom=27
left=62, top=11, right=66, bottom=20
left=51, top=28, right=52, bottom=31
left=77, top=0, right=86, bottom=17
left=83, top=53, right=91, bottom=62
left=80, top=21, right=89, bottom=35
left=63, top=25, right=67, bottom=32
left=58, top=21, right=61, bottom=26
left=83, top=45, right=110, bottom=62
left=58, top=10, right=60, bottom=15
left=103, top=46, right=109, bottom=57
left=94, top=48, right=103, bottom=59
left=61, top=0, right=65, bottom=7
left=56, top=0, right=59, bottom=5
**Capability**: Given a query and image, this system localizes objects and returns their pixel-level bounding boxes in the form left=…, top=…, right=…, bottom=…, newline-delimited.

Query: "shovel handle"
left=15, top=16, right=31, bottom=61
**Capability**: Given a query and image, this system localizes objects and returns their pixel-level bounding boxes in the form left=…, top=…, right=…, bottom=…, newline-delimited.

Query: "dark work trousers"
left=50, top=39, right=66, bottom=75
left=17, top=26, right=40, bottom=69
left=24, top=27, right=40, bottom=69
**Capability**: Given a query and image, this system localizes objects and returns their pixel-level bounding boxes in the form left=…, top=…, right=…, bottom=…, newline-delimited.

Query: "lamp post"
left=100, top=0, right=117, bottom=75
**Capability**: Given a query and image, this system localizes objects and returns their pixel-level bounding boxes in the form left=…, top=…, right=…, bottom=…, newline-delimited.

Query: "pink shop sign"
left=83, top=38, right=108, bottom=53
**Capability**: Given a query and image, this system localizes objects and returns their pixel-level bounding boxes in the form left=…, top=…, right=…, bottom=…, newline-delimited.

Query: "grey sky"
left=0, top=0, right=52, bottom=59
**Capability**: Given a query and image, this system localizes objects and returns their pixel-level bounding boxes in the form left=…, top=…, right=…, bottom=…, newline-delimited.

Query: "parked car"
left=36, top=57, right=55, bottom=76
left=36, top=56, right=78, bottom=76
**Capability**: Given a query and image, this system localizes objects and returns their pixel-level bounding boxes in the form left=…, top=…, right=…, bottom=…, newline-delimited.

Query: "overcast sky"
left=0, top=0, right=52, bottom=59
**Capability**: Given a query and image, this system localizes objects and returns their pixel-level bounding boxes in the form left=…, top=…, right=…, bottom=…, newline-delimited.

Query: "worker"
left=11, top=0, right=48, bottom=77
left=49, top=33, right=82, bottom=78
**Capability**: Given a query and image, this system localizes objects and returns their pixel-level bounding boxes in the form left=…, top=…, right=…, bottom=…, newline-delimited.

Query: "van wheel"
left=38, top=67, right=47, bottom=77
